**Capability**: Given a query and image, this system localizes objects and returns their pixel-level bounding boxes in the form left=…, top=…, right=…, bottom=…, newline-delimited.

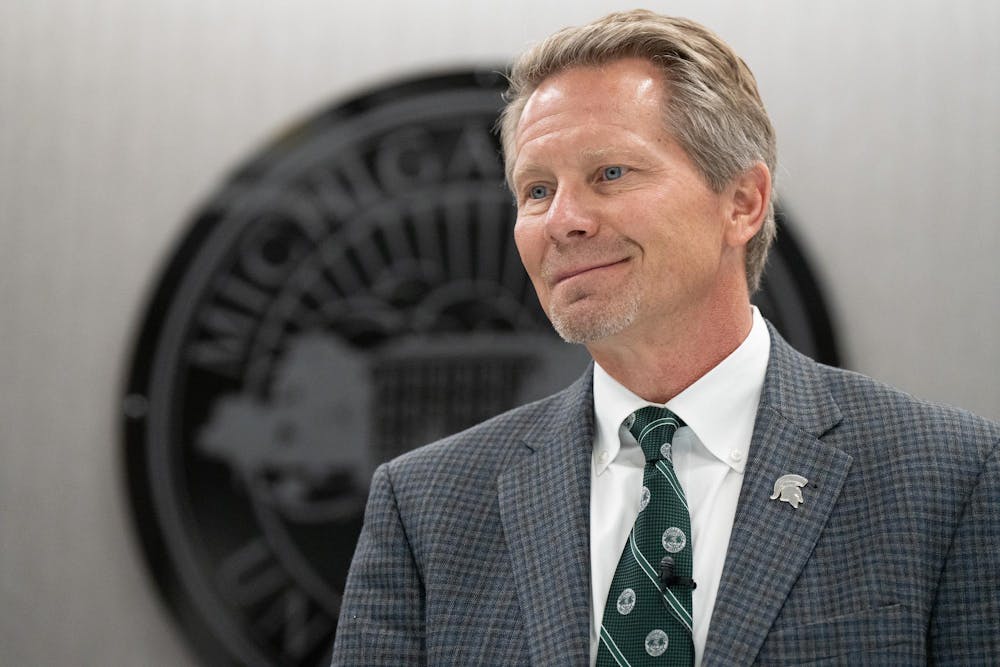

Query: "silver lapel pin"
left=770, top=474, right=808, bottom=508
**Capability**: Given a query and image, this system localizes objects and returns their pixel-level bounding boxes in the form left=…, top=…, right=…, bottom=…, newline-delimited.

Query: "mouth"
left=552, top=258, right=630, bottom=285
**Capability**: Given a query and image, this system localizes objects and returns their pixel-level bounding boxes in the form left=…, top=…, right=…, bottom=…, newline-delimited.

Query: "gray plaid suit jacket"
left=331, top=324, right=1000, bottom=665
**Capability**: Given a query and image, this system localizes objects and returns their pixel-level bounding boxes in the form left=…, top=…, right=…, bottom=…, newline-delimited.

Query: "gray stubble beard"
left=547, top=289, right=641, bottom=344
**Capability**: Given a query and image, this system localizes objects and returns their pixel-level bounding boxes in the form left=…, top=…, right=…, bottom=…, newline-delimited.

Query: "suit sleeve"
left=929, top=437, right=1000, bottom=664
left=330, top=462, right=426, bottom=666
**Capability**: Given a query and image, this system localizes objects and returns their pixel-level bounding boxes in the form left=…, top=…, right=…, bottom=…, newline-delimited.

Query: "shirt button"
left=598, top=451, right=610, bottom=464
left=729, top=450, right=744, bottom=463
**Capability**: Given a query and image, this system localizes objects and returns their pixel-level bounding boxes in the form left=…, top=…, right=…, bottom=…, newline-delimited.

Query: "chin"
left=548, top=294, right=640, bottom=344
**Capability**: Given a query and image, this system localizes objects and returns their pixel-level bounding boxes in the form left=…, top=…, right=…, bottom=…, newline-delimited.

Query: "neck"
left=587, top=300, right=754, bottom=404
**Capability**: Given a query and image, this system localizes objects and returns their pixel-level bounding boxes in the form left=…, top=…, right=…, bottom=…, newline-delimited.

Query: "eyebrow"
left=579, top=146, right=651, bottom=165
left=509, top=163, right=548, bottom=188
left=578, top=147, right=616, bottom=162
left=510, top=146, right=648, bottom=186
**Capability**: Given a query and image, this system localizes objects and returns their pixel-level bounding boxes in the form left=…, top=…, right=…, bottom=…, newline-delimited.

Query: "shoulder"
left=797, top=355, right=1000, bottom=494
left=764, top=327, right=998, bottom=483
left=818, top=361, right=998, bottom=456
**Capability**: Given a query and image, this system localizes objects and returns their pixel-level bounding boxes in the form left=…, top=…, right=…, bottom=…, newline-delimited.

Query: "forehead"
left=517, top=60, right=667, bottom=140
left=510, top=59, right=671, bottom=175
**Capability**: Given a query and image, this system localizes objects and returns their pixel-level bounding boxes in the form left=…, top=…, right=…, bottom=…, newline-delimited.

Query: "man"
left=332, top=10, right=999, bottom=665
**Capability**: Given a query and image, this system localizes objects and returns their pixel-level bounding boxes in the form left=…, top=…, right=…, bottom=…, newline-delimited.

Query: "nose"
left=544, top=185, right=599, bottom=243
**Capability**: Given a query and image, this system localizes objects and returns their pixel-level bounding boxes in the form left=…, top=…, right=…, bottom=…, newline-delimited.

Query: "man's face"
left=510, top=58, right=735, bottom=346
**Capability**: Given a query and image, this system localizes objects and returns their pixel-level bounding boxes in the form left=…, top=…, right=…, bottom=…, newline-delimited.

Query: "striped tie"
left=596, top=407, right=694, bottom=666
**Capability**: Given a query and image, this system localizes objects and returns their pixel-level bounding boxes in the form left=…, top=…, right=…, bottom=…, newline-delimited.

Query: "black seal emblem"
left=123, top=70, right=838, bottom=667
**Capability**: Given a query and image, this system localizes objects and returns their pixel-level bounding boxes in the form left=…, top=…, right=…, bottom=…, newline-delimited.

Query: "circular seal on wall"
left=123, top=70, right=839, bottom=667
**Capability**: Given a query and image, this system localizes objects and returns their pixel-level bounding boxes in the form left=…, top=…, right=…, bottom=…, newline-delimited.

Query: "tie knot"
left=627, top=406, right=684, bottom=462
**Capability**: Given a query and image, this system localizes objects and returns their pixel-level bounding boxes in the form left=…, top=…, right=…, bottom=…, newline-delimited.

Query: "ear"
left=723, top=161, right=771, bottom=248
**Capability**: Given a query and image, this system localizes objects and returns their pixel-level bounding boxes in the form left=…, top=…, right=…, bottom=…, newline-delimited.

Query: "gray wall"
left=1, top=1, right=997, bottom=664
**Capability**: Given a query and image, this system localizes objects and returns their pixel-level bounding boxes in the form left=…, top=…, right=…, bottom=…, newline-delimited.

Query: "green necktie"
left=596, top=407, right=694, bottom=666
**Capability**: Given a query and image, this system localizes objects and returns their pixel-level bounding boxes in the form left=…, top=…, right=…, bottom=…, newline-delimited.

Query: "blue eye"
left=529, top=185, right=549, bottom=200
left=603, top=166, right=625, bottom=180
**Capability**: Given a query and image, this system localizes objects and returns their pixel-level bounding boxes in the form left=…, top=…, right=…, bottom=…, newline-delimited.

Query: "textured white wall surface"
left=1, top=0, right=997, bottom=664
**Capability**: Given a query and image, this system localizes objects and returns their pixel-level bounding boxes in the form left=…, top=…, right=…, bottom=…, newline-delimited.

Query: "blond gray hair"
left=499, top=9, right=777, bottom=292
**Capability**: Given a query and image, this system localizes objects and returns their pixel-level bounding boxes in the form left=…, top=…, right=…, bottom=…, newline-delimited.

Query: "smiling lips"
left=551, top=257, right=630, bottom=285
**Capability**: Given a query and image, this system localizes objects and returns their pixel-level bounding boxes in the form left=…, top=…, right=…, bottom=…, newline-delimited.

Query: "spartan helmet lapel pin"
left=770, top=474, right=808, bottom=508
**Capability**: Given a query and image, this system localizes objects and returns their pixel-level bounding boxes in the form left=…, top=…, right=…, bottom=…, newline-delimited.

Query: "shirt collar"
left=592, top=306, right=771, bottom=475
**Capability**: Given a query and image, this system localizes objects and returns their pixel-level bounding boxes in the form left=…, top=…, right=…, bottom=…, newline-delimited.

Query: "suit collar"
left=498, top=368, right=594, bottom=665
left=704, top=324, right=850, bottom=664
left=753, top=321, right=843, bottom=439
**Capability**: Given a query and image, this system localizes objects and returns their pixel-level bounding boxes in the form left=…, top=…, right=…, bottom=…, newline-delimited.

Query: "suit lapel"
left=704, top=328, right=851, bottom=665
left=499, top=370, right=594, bottom=665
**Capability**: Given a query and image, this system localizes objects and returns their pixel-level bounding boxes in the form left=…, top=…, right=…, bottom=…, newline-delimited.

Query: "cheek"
left=513, top=220, right=552, bottom=308
left=513, top=219, right=544, bottom=275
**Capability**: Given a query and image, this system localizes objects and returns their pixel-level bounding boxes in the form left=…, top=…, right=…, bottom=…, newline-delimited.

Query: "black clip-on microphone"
left=659, top=555, right=697, bottom=592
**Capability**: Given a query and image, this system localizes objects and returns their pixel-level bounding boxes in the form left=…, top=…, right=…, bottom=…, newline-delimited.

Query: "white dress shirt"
left=589, top=307, right=771, bottom=666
